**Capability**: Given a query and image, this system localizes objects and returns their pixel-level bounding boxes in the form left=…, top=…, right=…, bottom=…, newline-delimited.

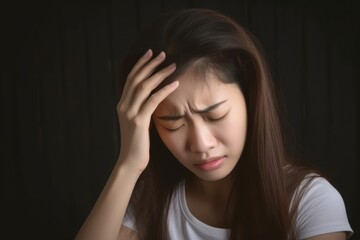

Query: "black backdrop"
left=1, top=0, right=359, bottom=239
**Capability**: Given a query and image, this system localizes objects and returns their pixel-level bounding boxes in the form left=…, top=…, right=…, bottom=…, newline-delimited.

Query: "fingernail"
left=144, top=49, right=152, bottom=57
left=167, top=63, right=176, bottom=70
left=156, top=51, right=165, bottom=59
left=170, top=81, right=179, bottom=88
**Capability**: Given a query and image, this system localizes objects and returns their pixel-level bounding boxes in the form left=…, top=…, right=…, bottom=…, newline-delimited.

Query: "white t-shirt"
left=123, top=177, right=353, bottom=239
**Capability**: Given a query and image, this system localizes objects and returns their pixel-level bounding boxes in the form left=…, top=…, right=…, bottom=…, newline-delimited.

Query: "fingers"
left=121, top=49, right=153, bottom=97
left=127, top=49, right=153, bottom=81
left=132, top=51, right=166, bottom=85
left=129, top=63, right=176, bottom=114
left=118, top=49, right=178, bottom=121
left=140, top=80, right=179, bottom=118
left=121, top=51, right=166, bottom=105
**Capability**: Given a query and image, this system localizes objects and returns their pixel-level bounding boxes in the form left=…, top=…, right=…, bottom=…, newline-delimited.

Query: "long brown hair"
left=118, top=8, right=318, bottom=240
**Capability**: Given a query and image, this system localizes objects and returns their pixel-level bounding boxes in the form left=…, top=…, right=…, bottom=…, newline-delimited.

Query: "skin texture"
left=153, top=69, right=247, bottom=182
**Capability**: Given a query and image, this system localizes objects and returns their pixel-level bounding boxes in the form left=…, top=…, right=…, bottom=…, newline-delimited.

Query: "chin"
left=191, top=168, right=234, bottom=182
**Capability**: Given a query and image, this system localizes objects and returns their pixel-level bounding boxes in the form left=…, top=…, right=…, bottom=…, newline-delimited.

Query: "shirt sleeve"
left=122, top=205, right=138, bottom=232
left=295, top=177, right=353, bottom=239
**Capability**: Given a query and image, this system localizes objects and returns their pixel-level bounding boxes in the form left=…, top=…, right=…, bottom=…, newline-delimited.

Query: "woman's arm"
left=75, top=50, right=177, bottom=240
left=75, top=161, right=141, bottom=240
left=305, top=232, right=346, bottom=240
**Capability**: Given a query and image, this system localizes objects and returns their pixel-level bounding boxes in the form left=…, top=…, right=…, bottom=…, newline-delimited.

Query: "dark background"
left=1, top=0, right=359, bottom=239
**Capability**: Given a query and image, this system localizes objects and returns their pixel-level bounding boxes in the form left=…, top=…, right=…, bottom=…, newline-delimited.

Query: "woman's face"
left=153, top=68, right=247, bottom=181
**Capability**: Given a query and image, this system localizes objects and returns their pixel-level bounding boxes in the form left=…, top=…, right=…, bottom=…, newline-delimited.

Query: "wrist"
left=115, top=156, right=145, bottom=179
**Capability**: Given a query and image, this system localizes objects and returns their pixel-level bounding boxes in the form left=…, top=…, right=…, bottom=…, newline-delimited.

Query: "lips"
left=194, top=156, right=226, bottom=171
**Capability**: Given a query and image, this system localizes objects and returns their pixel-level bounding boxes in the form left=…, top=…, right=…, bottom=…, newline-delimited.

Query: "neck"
left=186, top=171, right=236, bottom=207
left=185, top=172, right=237, bottom=228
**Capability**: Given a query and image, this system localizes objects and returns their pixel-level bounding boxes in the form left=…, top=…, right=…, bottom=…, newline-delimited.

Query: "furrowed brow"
left=156, top=100, right=227, bottom=121
left=193, top=100, right=227, bottom=113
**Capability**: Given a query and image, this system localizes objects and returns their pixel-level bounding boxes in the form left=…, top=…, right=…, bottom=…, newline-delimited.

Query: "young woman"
left=75, top=9, right=353, bottom=240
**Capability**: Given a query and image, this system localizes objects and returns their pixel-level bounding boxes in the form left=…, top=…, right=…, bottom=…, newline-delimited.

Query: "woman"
left=75, top=9, right=353, bottom=240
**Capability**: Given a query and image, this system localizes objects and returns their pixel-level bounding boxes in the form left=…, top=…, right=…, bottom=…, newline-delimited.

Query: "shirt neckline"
left=177, top=181, right=231, bottom=237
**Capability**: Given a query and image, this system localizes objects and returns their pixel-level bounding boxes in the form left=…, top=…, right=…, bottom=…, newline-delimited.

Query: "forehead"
left=155, top=68, right=240, bottom=113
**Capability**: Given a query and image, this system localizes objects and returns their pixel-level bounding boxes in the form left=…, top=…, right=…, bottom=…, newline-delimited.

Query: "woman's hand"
left=117, top=50, right=178, bottom=174
left=75, top=51, right=176, bottom=240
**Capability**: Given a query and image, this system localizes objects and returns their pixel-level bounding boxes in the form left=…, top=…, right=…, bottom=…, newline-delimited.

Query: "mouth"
left=194, top=156, right=226, bottom=171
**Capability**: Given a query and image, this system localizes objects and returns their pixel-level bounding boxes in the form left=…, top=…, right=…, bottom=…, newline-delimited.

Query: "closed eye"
left=164, top=124, right=184, bottom=132
left=206, top=111, right=229, bottom=122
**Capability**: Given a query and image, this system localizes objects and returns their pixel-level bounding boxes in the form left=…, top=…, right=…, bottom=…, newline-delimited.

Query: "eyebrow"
left=156, top=100, right=228, bottom=121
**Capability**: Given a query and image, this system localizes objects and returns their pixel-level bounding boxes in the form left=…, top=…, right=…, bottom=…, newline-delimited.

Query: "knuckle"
left=117, top=105, right=134, bottom=121
left=121, top=111, right=135, bottom=122
left=126, top=112, right=134, bottom=120
left=117, top=102, right=126, bottom=113
left=132, top=115, right=143, bottom=126
left=148, top=94, right=159, bottom=105
left=116, top=104, right=123, bottom=113
left=134, top=82, right=148, bottom=96
left=139, top=82, right=147, bottom=90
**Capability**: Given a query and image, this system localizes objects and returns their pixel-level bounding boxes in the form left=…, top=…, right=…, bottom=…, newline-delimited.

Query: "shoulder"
left=294, top=176, right=353, bottom=239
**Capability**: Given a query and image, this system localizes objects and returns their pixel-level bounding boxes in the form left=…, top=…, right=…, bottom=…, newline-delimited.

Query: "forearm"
left=75, top=49, right=176, bottom=240
left=75, top=159, right=141, bottom=240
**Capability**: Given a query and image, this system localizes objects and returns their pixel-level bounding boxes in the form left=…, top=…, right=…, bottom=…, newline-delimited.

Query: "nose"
left=188, top=123, right=217, bottom=153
